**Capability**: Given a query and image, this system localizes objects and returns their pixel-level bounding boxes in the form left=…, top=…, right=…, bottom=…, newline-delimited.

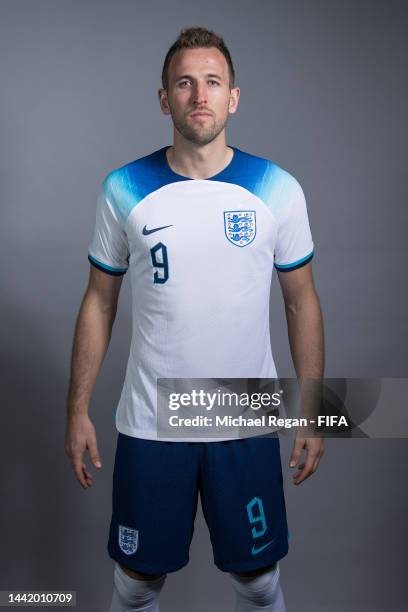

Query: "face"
left=159, top=47, right=240, bottom=146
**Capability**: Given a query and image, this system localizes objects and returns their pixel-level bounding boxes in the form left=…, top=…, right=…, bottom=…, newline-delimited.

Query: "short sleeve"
left=87, top=183, right=129, bottom=276
left=274, top=178, right=314, bottom=272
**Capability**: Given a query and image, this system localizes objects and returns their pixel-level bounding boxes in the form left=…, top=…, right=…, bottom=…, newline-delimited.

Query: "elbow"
left=285, top=301, right=298, bottom=318
left=284, top=287, right=321, bottom=318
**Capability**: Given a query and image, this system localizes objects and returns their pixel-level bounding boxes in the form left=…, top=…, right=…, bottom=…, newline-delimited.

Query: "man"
left=65, top=26, right=324, bottom=612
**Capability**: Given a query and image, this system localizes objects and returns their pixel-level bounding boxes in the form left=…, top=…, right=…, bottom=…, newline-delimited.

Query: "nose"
left=192, top=81, right=208, bottom=106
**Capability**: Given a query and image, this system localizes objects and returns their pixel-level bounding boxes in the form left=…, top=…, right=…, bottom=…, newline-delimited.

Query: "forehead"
left=168, top=47, right=229, bottom=79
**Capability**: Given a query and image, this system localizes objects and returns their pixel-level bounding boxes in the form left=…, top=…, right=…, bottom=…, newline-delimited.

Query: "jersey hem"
left=88, top=253, right=128, bottom=276
left=109, top=551, right=190, bottom=575
left=214, top=544, right=289, bottom=573
left=115, top=421, right=282, bottom=442
left=274, top=249, right=314, bottom=272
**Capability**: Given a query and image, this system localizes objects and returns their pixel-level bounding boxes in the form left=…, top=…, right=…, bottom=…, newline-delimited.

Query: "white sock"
left=109, top=562, right=166, bottom=612
left=230, top=563, right=286, bottom=611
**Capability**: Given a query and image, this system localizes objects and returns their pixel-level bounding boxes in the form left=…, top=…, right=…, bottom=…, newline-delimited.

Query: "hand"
left=64, top=413, right=102, bottom=489
left=289, top=436, right=324, bottom=485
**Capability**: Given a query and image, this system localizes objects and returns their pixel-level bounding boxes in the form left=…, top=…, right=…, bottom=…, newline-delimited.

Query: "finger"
left=82, top=463, right=94, bottom=482
left=289, top=438, right=305, bottom=468
left=87, top=440, right=102, bottom=468
left=312, top=449, right=324, bottom=473
left=293, top=451, right=317, bottom=485
left=293, top=453, right=322, bottom=478
left=84, top=475, right=93, bottom=487
left=82, top=465, right=94, bottom=488
left=310, top=442, right=324, bottom=473
left=72, top=457, right=89, bottom=489
left=72, top=451, right=88, bottom=489
left=293, top=440, right=324, bottom=483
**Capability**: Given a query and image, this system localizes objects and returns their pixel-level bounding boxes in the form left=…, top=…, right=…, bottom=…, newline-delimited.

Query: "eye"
left=208, top=80, right=220, bottom=86
left=178, top=80, right=190, bottom=87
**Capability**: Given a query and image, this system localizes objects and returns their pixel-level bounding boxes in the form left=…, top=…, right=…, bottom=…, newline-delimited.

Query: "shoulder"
left=236, top=148, right=304, bottom=213
left=100, top=148, right=167, bottom=225
left=102, top=148, right=164, bottom=197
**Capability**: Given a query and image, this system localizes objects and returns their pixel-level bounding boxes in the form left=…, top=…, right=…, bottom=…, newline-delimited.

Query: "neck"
left=166, top=136, right=233, bottom=179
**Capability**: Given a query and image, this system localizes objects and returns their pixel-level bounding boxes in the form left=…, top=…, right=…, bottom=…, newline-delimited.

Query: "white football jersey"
left=88, top=145, right=314, bottom=441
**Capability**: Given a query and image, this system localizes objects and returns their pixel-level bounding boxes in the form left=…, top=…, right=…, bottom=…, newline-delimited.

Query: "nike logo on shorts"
left=142, top=224, right=173, bottom=235
left=251, top=539, right=276, bottom=555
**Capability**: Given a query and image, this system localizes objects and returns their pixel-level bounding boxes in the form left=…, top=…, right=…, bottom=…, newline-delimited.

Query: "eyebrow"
left=175, top=73, right=224, bottom=82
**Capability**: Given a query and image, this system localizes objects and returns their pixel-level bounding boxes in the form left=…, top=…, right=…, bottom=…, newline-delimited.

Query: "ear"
left=229, top=87, right=240, bottom=114
left=158, top=88, right=171, bottom=115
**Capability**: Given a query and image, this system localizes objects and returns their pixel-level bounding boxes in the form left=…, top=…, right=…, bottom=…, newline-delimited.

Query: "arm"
left=277, top=261, right=325, bottom=485
left=64, top=265, right=124, bottom=489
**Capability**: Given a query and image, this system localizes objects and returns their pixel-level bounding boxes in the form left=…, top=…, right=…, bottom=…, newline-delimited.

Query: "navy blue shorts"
left=108, top=432, right=289, bottom=574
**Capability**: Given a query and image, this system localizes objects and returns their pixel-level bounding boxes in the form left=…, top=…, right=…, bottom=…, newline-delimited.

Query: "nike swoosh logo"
left=142, top=224, right=173, bottom=235
left=251, top=539, right=276, bottom=555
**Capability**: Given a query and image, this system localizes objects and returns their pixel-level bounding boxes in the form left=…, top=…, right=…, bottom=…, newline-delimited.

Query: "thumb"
left=289, top=437, right=304, bottom=468
left=88, top=439, right=102, bottom=468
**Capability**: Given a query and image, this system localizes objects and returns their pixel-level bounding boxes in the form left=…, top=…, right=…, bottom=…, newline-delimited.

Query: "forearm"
left=284, top=288, right=324, bottom=427
left=285, top=287, right=325, bottom=379
left=66, top=290, right=117, bottom=418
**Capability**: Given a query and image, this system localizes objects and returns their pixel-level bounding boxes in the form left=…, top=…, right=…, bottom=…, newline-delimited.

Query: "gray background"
left=1, top=0, right=407, bottom=610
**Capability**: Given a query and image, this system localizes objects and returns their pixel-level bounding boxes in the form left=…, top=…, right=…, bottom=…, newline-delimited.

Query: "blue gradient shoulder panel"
left=102, top=148, right=186, bottom=228
left=217, top=147, right=305, bottom=220
left=102, top=145, right=301, bottom=227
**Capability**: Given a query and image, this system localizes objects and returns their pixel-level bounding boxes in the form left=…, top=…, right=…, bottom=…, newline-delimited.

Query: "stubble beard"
left=171, top=109, right=229, bottom=146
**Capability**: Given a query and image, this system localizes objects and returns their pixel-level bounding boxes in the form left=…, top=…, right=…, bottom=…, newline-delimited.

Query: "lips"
left=190, top=112, right=212, bottom=118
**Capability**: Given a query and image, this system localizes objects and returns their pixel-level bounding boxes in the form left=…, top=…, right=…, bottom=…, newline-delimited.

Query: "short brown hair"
left=161, top=26, right=235, bottom=90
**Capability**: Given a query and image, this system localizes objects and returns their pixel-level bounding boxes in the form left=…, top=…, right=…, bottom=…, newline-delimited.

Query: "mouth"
left=190, top=112, right=212, bottom=118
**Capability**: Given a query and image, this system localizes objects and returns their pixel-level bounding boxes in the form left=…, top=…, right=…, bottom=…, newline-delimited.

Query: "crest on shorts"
left=224, top=210, right=256, bottom=247
left=118, top=525, right=139, bottom=555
